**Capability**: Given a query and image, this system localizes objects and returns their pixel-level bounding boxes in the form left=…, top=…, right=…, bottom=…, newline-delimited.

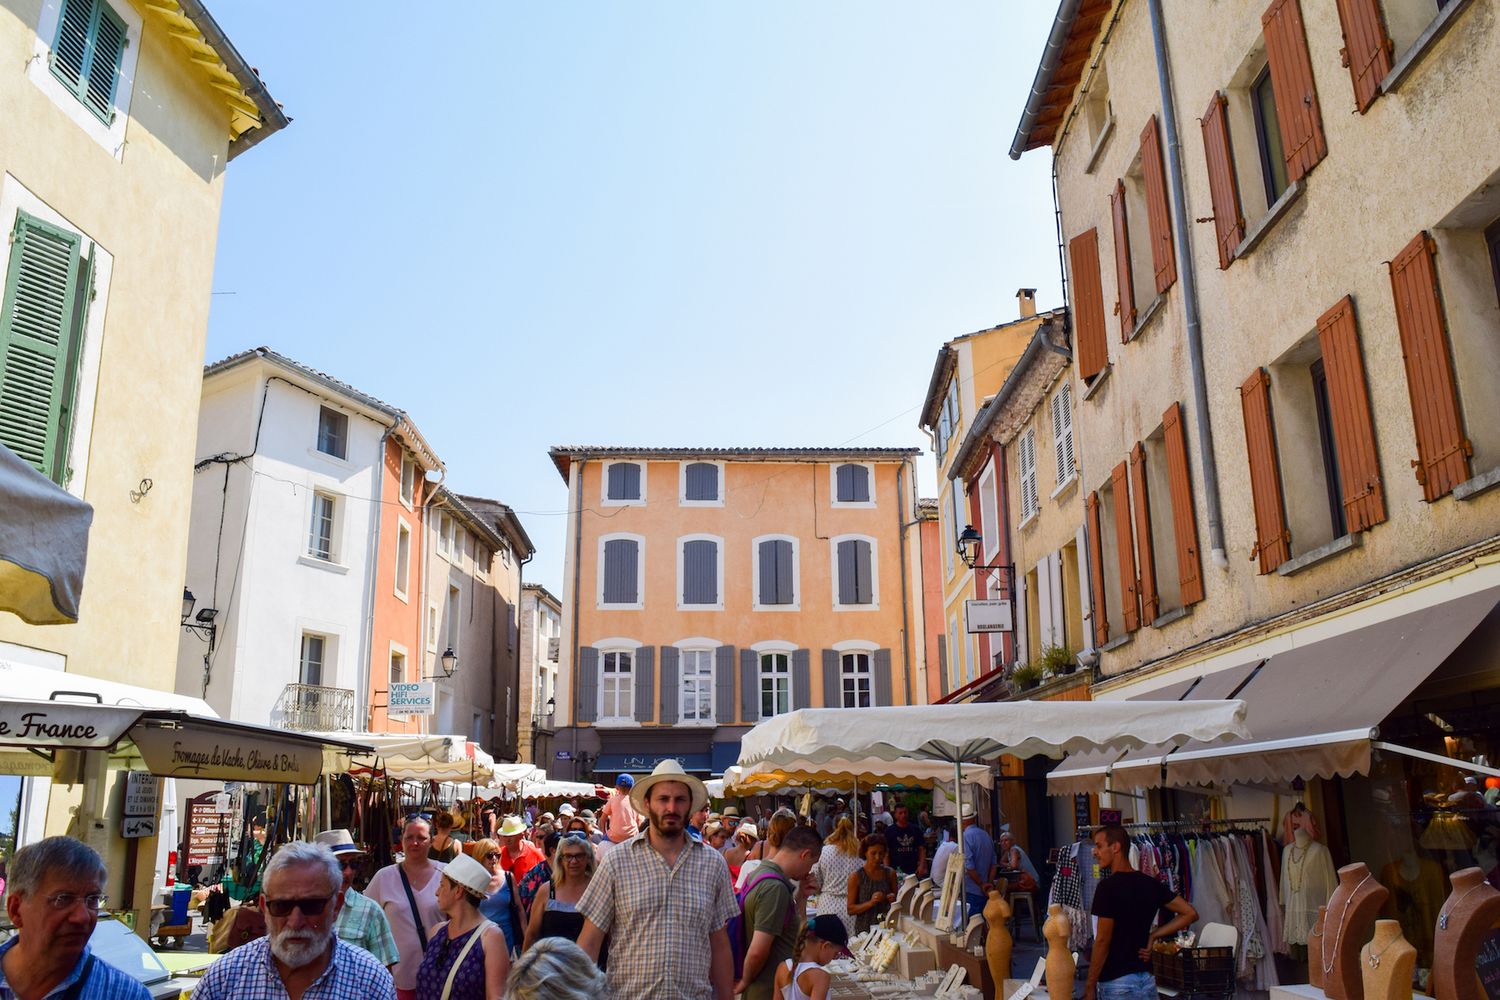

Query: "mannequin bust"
left=1284, top=827, right=1338, bottom=948
left=984, top=889, right=1013, bottom=985
left=1320, top=862, right=1390, bottom=1000
left=1043, top=903, right=1074, bottom=1000
left=1431, top=866, right=1500, bottom=1000
left=1310, top=906, right=1329, bottom=990
left=1360, top=920, right=1416, bottom=1000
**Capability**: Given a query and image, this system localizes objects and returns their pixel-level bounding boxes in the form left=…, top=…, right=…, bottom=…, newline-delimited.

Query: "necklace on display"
left=1322, top=873, right=1373, bottom=974
left=1366, top=935, right=1398, bottom=969
left=1287, top=844, right=1307, bottom=893
left=1438, top=881, right=1491, bottom=931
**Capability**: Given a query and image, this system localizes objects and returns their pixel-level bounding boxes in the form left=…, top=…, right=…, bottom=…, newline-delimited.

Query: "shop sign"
left=594, top=752, right=712, bottom=773
left=555, top=750, right=572, bottom=760
left=132, top=723, right=323, bottom=784
left=1099, top=808, right=1122, bottom=826
left=185, top=793, right=232, bottom=867
left=0, top=751, right=56, bottom=776
left=121, top=816, right=155, bottom=839
left=0, top=701, right=139, bottom=749
left=964, top=599, right=1013, bottom=633
left=389, top=682, right=435, bottom=717
left=124, top=772, right=159, bottom=816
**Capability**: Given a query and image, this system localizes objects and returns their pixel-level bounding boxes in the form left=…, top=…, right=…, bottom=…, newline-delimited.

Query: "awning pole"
left=954, top=757, right=966, bottom=934
left=1373, top=741, right=1500, bottom=779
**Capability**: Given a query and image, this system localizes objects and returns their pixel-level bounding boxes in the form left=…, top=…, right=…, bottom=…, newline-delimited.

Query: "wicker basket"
left=1150, top=945, right=1235, bottom=996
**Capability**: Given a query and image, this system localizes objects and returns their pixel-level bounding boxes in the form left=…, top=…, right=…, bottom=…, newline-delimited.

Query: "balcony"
left=273, top=683, right=356, bottom=732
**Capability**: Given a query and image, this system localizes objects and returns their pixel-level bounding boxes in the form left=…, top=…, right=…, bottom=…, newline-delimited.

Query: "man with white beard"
left=193, top=841, right=395, bottom=1000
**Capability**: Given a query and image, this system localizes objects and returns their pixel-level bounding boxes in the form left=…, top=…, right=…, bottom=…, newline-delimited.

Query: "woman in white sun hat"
left=414, top=852, right=509, bottom=1000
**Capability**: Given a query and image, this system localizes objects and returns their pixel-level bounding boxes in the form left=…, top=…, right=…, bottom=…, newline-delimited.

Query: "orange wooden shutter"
left=1315, top=295, right=1387, bottom=531
left=1162, top=402, right=1204, bottom=605
left=1389, top=232, right=1471, bottom=500
left=1086, top=490, right=1109, bottom=648
left=1263, top=0, right=1327, bottom=183
left=1110, top=182, right=1136, bottom=342
left=1140, top=115, right=1176, bottom=294
left=1334, top=0, right=1393, bottom=113
left=1200, top=92, right=1245, bottom=270
left=1070, top=228, right=1109, bottom=379
left=1239, top=367, right=1291, bottom=573
left=1111, top=461, right=1140, bottom=632
left=1129, top=442, right=1159, bottom=624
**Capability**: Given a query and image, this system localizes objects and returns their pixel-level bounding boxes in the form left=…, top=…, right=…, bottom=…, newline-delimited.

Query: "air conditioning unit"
left=547, top=637, right=560, bottom=661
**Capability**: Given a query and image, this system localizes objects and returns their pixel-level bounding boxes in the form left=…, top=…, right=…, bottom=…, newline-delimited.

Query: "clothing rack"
left=1081, top=817, right=1270, bottom=834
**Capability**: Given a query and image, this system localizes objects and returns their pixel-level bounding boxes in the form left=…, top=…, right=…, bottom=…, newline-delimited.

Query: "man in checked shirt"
left=577, top=760, right=738, bottom=1000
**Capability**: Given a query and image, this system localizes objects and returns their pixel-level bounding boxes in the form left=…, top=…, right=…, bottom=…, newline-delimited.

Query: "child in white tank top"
left=775, top=914, right=851, bottom=1000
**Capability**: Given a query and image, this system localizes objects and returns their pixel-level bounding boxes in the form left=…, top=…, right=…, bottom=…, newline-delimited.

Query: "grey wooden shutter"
left=836, top=541, right=858, bottom=605
left=851, top=465, right=870, bottom=502
left=835, top=464, right=853, bottom=501
left=659, top=646, right=680, bottom=725
left=0, top=211, right=86, bottom=480
left=602, top=539, right=638, bottom=604
left=758, top=541, right=776, bottom=605
left=855, top=541, right=873, bottom=603
left=686, top=462, right=718, bottom=500
left=822, top=650, right=840, bottom=708
left=937, top=636, right=949, bottom=696
left=633, top=646, right=655, bottom=723
left=576, top=648, right=599, bottom=723
left=739, top=649, right=759, bottom=723
left=683, top=539, right=718, bottom=605
left=793, top=649, right=811, bottom=709
left=715, top=646, right=736, bottom=722
left=775, top=541, right=794, bottom=603
left=873, top=649, right=893, bottom=706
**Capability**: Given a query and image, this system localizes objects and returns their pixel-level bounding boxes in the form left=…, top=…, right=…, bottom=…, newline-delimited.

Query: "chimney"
left=1017, top=288, right=1038, bottom=319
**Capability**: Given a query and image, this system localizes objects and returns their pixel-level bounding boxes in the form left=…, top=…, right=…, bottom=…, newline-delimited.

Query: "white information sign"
left=124, top=772, right=159, bottom=816
left=122, top=816, right=156, bottom=839
left=389, top=682, right=436, bottom=717
left=964, top=598, right=1013, bottom=633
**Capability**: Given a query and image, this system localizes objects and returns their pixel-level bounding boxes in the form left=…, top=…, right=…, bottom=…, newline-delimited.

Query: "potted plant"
left=1011, top=660, right=1042, bottom=691
left=1041, top=644, right=1077, bottom=676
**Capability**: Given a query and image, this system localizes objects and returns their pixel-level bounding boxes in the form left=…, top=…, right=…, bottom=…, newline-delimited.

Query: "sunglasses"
left=264, top=897, right=331, bottom=918
left=485, top=851, right=502, bottom=859
left=562, top=832, right=590, bottom=843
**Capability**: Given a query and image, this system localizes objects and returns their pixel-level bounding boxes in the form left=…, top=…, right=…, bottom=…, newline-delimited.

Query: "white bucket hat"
left=443, top=853, right=493, bottom=897
left=629, top=759, right=709, bottom=814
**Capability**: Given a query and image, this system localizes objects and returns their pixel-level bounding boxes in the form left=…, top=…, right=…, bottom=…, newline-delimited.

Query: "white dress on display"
left=1280, top=830, right=1336, bottom=947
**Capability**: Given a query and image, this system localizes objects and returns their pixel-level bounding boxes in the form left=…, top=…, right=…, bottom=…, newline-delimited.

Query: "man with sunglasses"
left=194, top=841, right=395, bottom=1000
left=0, top=836, right=150, bottom=1000
left=313, top=829, right=398, bottom=971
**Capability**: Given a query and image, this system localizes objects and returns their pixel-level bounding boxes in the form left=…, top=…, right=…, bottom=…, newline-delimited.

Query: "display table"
left=897, top=914, right=996, bottom=997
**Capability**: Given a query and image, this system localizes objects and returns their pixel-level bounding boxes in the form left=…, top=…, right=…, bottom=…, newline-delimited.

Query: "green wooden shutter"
left=0, top=211, right=86, bottom=481
left=51, top=0, right=127, bottom=125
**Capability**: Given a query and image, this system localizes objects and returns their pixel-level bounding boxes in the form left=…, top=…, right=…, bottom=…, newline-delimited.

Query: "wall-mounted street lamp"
left=426, top=647, right=458, bottom=680
left=180, top=587, right=218, bottom=645
left=956, top=525, right=1016, bottom=592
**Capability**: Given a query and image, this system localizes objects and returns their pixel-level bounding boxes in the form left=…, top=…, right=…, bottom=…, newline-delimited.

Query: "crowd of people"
left=0, top=770, right=1058, bottom=1000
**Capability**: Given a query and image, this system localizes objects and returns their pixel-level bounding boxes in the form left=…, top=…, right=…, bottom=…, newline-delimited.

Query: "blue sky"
left=204, top=3, right=1063, bottom=594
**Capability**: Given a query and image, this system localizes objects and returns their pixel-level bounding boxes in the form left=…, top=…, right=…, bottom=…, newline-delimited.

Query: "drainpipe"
left=1148, top=0, right=1229, bottom=568
left=896, top=459, right=913, bottom=706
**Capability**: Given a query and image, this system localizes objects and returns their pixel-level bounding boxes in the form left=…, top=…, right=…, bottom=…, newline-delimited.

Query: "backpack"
left=729, top=869, right=795, bottom=981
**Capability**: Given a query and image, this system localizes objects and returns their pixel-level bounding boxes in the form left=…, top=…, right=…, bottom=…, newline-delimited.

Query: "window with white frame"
left=979, top=466, right=998, bottom=560
left=760, top=652, right=791, bottom=718
left=1019, top=428, right=1040, bottom=523
left=437, top=514, right=452, bottom=557
left=841, top=651, right=872, bottom=708
left=754, top=536, right=798, bottom=608
left=935, top=377, right=961, bottom=457
left=308, top=493, right=338, bottom=561
left=475, top=544, right=489, bottom=580
left=299, top=633, right=325, bottom=686
left=401, top=454, right=417, bottom=506
left=389, top=648, right=406, bottom=688
left=680, top=649, right=714, bottom=723
left=679, top=536, right=722, bottom=608
left=395, top=522, right=411, bottom=598
left=1051, top=381, right=1076, bottom=489
left=600, top=535, right=643, bottom=608
left=316, top=407, right=348, bottom=460
left=833, top=536, right=876, bottom=607
left=604, top=461, right=644, bottom=503
left=427, top=606, right=438, bottom=651
left=600, top=649, right=634, bottom=720
left=681, top=461, right=722, bottom=504
left=832, top=463, right=873, bottom=505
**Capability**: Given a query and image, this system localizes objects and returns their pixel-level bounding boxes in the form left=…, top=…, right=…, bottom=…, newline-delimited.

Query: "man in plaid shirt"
left=578, top=761, right=738, bottom=1000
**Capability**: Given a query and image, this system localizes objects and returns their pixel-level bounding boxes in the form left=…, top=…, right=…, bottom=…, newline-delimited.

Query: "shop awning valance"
left=0, top=442, right=93, bottom=625
left=724, top=756, right=994, bottom=795
left=1048, top=584, right=1500, bottom=795
left=312, top=731, right=497, bottom=783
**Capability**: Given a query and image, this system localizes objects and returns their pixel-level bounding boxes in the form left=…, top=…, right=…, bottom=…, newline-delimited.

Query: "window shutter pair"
left=682, top=539, right=718, bottom=604
left=607, top=462, right=641, bottom=500
left=739, top=648, right=759, bottom=723
left=1315, top=296, right=1387, bottom=529
left=632, top=647, right=656, bottom=723
left=1389, top=232, right=1470, bottom=501
left=576, top=648, right=600, bottom=723
left=1129, top=444, right=1160, bottom=625
left=820, top=650, right=839, bottom=708
left=1162, top=403, right=1205, bottom=606
left=601, top=538, right=638, bottom=604
left=1200, top=93, right=1246, bottom=270
left=0, top=211, right=90, bottom=482
left=50, top=0, right=127, bottom=125
left=1263, top=0, right=1327, bottom=183
left=1069, top=229, right=1109, bottom=380
left=1110, top=181, right=1137, bottom=342
left=1110, top=462, right=1141, bottom=632
left=1239, top=367, right=1292, bottom=573
left=1085, top=492, right=1110, bottom=648
left=659, top=647, right=680, bottom=725
left=758, top=539, right=794, bottom=605
left=684, top=462, right=718, bottom=500
left=836, top=539, right=873, bottom=605
left=1333, top=0, right=1393, bottom=113
left=1018, top=431, right=1039, bottom=521
left=836, top=464, right=870, bottom=503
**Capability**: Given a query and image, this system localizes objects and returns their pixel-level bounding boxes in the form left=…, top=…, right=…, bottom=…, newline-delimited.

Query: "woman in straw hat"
left=414, top=852, right=509, bottom=1000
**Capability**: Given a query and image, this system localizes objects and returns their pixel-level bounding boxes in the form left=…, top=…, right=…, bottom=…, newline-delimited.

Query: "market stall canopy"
left=1048, top=584, right=1500, bottom=794
left=473, top=770, right=599, bottom=799
left=312, top=731, right=496, bottom=783
left=0, top=442, right=93, bottom=625
left=724, top=755, right=994, bottom=795
left=736, top=701, right=1249, bottom=768
left=0, top=659, right=214, bottom=716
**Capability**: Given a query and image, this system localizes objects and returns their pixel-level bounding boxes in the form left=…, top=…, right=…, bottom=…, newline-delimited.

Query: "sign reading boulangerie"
left=132, top=722, right=323, bottom=784
left=0, top=700, right=140, bottom=749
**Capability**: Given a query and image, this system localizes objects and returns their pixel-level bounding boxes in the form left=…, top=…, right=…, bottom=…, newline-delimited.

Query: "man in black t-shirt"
left=882, top=804, right=927, bottom=876
left=1085, top=825, right=1198, bottom=1000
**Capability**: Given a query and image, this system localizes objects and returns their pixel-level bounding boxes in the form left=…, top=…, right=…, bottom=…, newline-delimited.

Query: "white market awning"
left=308, top=731, right=496, bottom=783
left=0, top=660, right=215, bottom=715
left=724, top=756, right=994, bottom=795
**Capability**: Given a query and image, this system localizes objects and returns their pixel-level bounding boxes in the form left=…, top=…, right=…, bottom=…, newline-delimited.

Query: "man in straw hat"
left=496, top=815, right=546, bottom=882
left=314, top=828, right=399, bottom=970
left=578, top=759, right=738, bottom=1000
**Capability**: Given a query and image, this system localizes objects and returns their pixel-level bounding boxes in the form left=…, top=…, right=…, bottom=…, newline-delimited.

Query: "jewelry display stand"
left=1431, top=866, right=1500, bottom=1000
left=894, top=874, right=920, bottom=916
left=1359, top=920, right=1416, bottom=1000
left=1310, top=906, right=1329, bottom=990
left=1319, top=863, right=1389, bottom=1000
left=909, top=877, right=935, bottom=916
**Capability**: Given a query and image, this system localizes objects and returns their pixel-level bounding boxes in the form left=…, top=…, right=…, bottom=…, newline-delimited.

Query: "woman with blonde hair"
left=504, top=937, right=608, bottom=1000
left=467, top=837, right=523, bottom=956
left=810, top=816, right=863, bottom=935
left=736, top=807, right=797, bottom=890
left=521, top=832, right=605, bottom=966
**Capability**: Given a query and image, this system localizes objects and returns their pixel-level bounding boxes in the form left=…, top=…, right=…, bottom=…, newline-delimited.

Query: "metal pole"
left=953, top=758, right=966, bottom=934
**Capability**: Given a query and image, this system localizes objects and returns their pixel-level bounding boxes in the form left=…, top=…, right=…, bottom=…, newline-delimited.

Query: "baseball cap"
left=616, top=774, right=635, bottom=788
left=806, top=914, right=853, bottom=956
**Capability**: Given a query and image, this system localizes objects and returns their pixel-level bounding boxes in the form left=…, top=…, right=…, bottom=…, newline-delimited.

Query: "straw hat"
left=629, top=759, right=708, bottom=814
left=736, top=822, right=760, bottom=841
left=443, top=853, right=493, bottom=897
left=498, top=815, right=528, bottom=837
left=313, top=829, right=365, bottom=858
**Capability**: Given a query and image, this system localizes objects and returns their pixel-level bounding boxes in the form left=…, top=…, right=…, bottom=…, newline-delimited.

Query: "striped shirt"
left=334, top=887, right=400, bottom=967
left=578, top=830, right=738, bottom=1000
left=0, top=939, right=150, bottom=1000
left=191, top=936, right=395, bottom=1000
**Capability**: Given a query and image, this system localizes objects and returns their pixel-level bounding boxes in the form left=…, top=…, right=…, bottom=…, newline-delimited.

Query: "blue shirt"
left=479, top=878, right=517, bottom=953
left=961, top=824, right=996, bottom=898
left=0, top=938, right=150, bottom=1000
left=191, top=935, right=395, bottom=1000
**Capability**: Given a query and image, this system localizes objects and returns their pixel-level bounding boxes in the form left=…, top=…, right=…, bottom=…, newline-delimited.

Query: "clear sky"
left=204, top=3, right=1063, bottom=594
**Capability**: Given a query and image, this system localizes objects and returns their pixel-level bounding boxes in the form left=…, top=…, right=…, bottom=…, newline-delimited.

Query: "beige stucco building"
left=518, top=583, right=562, bottom=765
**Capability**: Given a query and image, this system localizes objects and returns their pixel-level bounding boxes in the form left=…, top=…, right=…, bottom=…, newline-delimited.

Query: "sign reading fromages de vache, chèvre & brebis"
left=132, top=721, right=323, bottom=784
